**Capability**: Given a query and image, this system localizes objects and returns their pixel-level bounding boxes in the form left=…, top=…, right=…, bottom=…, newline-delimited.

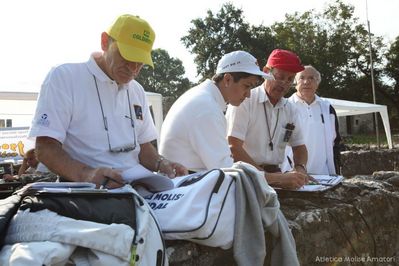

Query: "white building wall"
left=0, top=99, right=37, bottom=127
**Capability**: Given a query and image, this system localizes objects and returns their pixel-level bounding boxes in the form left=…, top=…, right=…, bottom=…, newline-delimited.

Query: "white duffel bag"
left=144, top=169, right=236, bottom=249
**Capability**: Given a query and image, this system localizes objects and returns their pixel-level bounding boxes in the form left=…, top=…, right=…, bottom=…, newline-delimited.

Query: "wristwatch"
left=155, top=156, right=165, bottom=172
left=295, top=164, right=307, bottom=172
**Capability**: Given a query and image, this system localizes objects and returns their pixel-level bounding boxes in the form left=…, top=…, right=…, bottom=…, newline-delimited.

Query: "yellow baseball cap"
left=107, top=14, right=155, bottom=68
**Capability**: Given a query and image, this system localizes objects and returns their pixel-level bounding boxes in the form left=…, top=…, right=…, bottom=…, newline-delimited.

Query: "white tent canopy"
left=323, top=97, right=393, bottom=149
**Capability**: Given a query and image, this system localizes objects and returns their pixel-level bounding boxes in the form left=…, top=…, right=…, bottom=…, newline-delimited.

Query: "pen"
left=307, top=182, right=334, bottom=186
left=99, top=177, right=110, bottom=189
left=319, top=183, right=335, bottom=186
left=288, top=157, right=319, bottom=185
left=287, top=156, right=293, bottom=170
left=99, top=176, right=125, bottom=189
left=321, top=114, right=325, bottom=124
left=306, top=174, right=320, bottom=184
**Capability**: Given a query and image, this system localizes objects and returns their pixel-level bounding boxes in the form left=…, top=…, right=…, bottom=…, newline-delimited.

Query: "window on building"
left=0, top=119, right=12, bottom=128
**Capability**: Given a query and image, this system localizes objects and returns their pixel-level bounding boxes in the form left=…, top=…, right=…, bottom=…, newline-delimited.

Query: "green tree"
left=180, top=0, right=398, bottom=129
left=271, top=0, right=399, bottom=129
left=384, top=36, right=399, bottom=105
left=136, top=48, right=192, bottom=100
left=383, top=36, right=399, bottom=128
left=271, top=0, right=386, bottom=102
left=181, top=3, right=276, bottom=80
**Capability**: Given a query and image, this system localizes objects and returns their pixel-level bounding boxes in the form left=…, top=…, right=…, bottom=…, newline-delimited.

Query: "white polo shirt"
left=29, top=54, right=158, bottom=171
left=285, top=94, right=337, bottom=174
left=159, top=79, right=234, bottom=171
left=226, top=85, right=304, bottom=166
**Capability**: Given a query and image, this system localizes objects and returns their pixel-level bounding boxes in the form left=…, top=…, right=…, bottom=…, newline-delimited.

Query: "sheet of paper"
left=121, top=164, right=174, bottom=191
left=29, top=182, right=100, bottom=193
left=30, top=182, right=96, bottom=189
left=121, top=164, right=165, bottom=182
left=297, top=175, right=344, bottom=192
left=311, top=175, right=343, bottom=185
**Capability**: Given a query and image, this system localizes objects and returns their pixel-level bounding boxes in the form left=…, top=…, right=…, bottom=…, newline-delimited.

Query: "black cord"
left=322, top=196, right=377, bottom=261
left=326, top=208, right=363, bottom=264
left=300, top=200, right=366, bottom=266
left=283, top=195, right=376, bottom=266
left=263, top=102, right=279, bottom=151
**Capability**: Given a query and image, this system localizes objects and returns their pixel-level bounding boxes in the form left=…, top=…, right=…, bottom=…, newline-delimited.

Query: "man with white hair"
left=283, top=65, right=341, bottom=174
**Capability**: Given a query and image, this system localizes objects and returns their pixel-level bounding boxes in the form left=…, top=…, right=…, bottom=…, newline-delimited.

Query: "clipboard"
left=275, top=174, right=344, bottom=196
left=297, top=175, right=344, bottom=192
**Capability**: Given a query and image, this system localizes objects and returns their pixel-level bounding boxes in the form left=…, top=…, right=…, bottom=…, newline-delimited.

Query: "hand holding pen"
left=100, top=175, right=125, bottom=189
left=85, top=167, right=125, bottom=189
left=286, top=156, right=319, bottom=185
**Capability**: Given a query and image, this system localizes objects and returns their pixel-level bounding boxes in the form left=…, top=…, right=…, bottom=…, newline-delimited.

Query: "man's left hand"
left=158, top=159, right=188, bottom=178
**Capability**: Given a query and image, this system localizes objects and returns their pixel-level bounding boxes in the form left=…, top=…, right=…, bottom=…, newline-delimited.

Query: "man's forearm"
left=292, top=144, right=308, bottom=172
left=231, top=147, right=263, bottom=171
left=138, top=142, right=161, bottom=172
left=17, top=160, right=28, bottom=176
left=228, top=136, right=263, bottom=171
left=292, top=145, right=307, bottom=165
left=36, top=136, right=93, bottom=182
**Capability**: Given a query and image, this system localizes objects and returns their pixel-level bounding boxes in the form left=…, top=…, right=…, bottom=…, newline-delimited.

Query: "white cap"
left=216, top=51, right=274, bottom=80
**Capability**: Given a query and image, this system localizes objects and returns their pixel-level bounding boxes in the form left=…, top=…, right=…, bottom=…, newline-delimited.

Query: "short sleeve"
left=225, top=102, right=250, bottom=141
left=288, top=104, right=305, bottom=147
left=28, top=66, right=73, bottom=143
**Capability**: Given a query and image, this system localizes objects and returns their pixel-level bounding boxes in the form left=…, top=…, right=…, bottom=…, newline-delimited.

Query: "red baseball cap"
left=265, top=49, right=304, bottom=73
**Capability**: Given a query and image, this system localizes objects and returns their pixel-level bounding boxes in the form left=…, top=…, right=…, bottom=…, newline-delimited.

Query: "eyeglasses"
left=270, top=69, right=295, bottom=85
left=93, top=75, right=136, bottom=153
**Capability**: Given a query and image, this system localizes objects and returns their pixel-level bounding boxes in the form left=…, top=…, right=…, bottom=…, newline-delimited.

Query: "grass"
left=342, top=133, right=398, bottom=147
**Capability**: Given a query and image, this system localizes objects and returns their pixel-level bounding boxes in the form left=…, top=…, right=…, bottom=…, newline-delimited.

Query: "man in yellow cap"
left=29, top=14, right=187, bottom=189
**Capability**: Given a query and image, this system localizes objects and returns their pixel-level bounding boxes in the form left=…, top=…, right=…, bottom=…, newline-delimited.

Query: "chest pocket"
left=134, top=104, right=143, bottom=120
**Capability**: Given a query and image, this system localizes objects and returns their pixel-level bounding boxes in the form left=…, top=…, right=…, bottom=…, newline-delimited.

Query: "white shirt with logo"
left=29, top=54, right=157, bottom=171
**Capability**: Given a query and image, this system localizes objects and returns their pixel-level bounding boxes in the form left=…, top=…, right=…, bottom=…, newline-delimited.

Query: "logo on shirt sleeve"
left=37, top=113, right=50, bottom=127
left=134, top=105, right=143, bottom=120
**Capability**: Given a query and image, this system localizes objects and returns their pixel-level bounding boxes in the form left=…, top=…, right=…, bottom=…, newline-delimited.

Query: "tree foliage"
left=270, top=0, right=397, bottom=127
left=271, top=0, right=387, bottom=102
left=136, top=48, right=192, bottom=100
left=383, top=36, right=399, bottom=124
left=181, top=3, right=276, bottom=80
left=385, top=36, right=399, bottom=103
left=180, top=0, right=399, bottom=129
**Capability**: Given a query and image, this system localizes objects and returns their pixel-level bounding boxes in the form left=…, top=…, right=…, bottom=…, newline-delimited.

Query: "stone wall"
left=340, top=149, right=399, bottom=176
left=279, top=175, right=399, bottom=266
left=167, top=152, right=399, bottom=265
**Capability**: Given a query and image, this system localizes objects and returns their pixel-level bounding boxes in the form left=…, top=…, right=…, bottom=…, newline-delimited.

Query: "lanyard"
left=263, top=102, right=279, bottom=151
left=93, top=75, right=136, bottom=152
